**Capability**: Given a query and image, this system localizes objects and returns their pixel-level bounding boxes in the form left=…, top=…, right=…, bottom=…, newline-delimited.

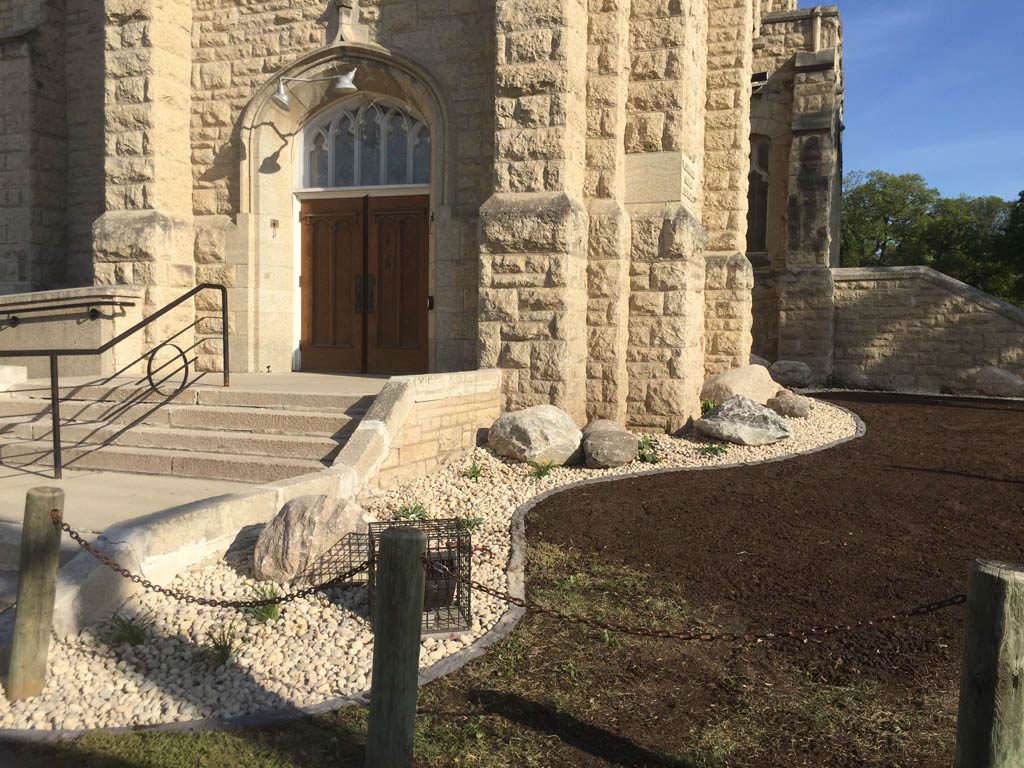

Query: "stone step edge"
left=0, top=438, right=329, bottom=471
left=6, top=421, right=346, bottom=451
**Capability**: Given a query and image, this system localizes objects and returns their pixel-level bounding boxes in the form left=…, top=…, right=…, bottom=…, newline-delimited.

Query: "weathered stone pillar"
left=479, top=0, right=590, bottom=422
left=777, top=47, right=842, bottom=378
left=622, top=0, right=711, bottom=432
left=92, top=0, right=195, bottom=351
left=584, top=0, right=632, bottom=423
left=702, top=0, right=755, bottom=377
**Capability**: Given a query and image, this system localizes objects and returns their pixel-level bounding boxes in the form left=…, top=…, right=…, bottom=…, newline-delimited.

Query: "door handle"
left=355, top=276, right=364, bottom=313
left=365, top=275, right=375, bottom=314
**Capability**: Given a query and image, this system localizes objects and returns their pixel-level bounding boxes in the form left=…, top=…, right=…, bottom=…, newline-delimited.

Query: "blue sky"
left=838, top=0, right=1023, bottom=200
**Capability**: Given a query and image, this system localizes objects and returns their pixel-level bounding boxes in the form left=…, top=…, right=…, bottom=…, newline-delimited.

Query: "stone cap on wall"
left=832, top=266, right=1024, bottom=325
left=0, top=286, right=145, bottom=309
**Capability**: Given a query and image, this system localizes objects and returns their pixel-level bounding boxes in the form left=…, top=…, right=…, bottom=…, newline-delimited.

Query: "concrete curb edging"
left=0, top=400, right=866, bottom=741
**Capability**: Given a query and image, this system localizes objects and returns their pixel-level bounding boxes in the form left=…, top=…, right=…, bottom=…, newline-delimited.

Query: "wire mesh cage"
left=302, top=530, right=372, bottom=588
left=303, top=519, right=473, bottom=634
left=368, top=518, right=473, bottom=634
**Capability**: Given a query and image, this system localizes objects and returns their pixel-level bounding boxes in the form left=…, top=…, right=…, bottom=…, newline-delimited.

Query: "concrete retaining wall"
left=832, top=267, right=1024, bottom=392
left=0, top=369, right=503, bottom=642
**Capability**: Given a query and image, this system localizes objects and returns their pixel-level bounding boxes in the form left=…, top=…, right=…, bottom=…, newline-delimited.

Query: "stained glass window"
left=303, top=98, right=430, bottom=189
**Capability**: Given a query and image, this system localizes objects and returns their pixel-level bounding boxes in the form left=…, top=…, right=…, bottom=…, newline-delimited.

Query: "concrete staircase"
left=0, top=379, right=374, bottom=484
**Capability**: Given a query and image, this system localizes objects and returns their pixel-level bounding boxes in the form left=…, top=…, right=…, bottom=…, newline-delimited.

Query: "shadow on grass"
left=468, top=688, right=706, bottom=768
left=0, top=713, right=367, bottom=768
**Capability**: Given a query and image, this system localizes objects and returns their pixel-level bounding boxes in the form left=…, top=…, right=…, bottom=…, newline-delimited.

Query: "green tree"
left=841, top=171, right=1023, bottom=306
left=840, top=171, right=939, bottom=267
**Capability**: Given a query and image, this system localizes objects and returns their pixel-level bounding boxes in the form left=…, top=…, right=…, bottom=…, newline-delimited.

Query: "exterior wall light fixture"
left=271, top=68, right=358, bottom=111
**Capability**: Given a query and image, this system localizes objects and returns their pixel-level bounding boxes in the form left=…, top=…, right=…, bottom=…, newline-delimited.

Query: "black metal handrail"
left=0, top=283, right=229, bottom=479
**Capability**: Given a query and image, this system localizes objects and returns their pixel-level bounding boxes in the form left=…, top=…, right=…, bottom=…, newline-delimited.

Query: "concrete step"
left=0, top=398, right=355, bottom=437
left=8, top=383, right=372, bottom=414
left=0, top=439, right=326, bottom=483
left=6, top=421, right=345, bottom=463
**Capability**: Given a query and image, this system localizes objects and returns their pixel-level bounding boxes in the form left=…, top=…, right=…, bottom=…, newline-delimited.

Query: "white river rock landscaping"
left=0, top=399, right=858, bottom=731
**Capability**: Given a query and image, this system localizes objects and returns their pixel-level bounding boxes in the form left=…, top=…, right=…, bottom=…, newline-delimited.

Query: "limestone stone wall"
left=0, top=0, right=67, bottom=294
left=377, top=381, right=501, bottom=490
left=479, top=0, right=589, bottom=423
left=626, top=0, right=707, bottom=212
left=0, top=34, right=34, bottom=294
left=338, top=369, right=503, bottom=491
left=832, top=268, right=1024, bottom=392
left=704, top=252, right=753, bottom=375
left=748, top=7, right=842, bottom=376
left=627, top=204, right=707, bottom=431
left=190, top=0, right=495, bottom=374
left=92, top=0, right=197, bottom=354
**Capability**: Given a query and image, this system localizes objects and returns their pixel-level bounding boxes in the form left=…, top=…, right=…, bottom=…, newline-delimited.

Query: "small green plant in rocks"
left=698, top=443, right=730, bottom=458
left=244, top=582, right=282, bottom=624
left=637, top=436, right=661, bottom=464
left=456, top=516, right=486, bottom=533
left=102, top=611, right=156, bottom=648
left=463, top=459, right=485, bottom=480
left=395, top=502, right=427, bottom=521
left=203, top=624, right=239, bottom=667
left=527, top=460, right=554, bottom=479
left=701, top=399, right=719, bottom=416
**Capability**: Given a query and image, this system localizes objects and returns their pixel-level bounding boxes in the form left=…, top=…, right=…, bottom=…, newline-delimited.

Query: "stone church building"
left=1, top=0, right=847, bottom=430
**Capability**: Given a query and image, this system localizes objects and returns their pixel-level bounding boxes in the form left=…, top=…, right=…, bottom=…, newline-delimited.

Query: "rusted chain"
left=423, top=557, right=966, bottom=645
left=58, top=519, right=368, bottom=609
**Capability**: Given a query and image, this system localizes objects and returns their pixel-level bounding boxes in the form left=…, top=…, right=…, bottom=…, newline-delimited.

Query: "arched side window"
left=746, top=135, right=770, bottom=254
left=304, top=97, right=431, bottom=189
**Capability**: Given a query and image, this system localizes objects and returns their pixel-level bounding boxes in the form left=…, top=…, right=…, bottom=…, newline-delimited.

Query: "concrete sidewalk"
left=0, top=465, right=246, bottom=532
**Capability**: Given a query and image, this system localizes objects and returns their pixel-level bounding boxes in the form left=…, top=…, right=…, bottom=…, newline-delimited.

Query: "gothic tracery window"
left=304, top=98, right=430, bottom=189
left=747, top=135, right=770, bottom=254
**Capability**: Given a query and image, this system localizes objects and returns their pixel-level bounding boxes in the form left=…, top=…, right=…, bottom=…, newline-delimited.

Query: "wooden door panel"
left=367, top=196, right=429, bottom=375
left=300, top=198, right=364, bottom=372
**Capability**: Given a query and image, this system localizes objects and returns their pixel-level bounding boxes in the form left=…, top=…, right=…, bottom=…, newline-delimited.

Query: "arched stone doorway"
left=235, top=43, right=450, bottom=375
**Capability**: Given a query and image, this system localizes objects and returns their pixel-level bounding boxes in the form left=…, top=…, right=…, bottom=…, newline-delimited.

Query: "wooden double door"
left=300, top=195, right=429, bottom=375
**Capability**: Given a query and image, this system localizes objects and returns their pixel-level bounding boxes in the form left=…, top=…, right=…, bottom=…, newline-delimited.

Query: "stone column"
left=479, top=0, right=590, bottom=423
left=584, top=0, right=631, bottom=423
left=92, top=0, right=195, bottom=353
left=622, top=0, right=711, bottom=432
left=777, top=47, right=841, bottom=379
left=702, top=0, right=755, bottom=377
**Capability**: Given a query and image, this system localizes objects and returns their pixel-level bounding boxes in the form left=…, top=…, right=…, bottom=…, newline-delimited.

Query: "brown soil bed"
left=426, top=393, right=1024, bottom=767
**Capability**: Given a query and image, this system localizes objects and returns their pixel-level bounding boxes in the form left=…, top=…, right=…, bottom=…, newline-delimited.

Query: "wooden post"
left=6, top=487, right=64, bottom=701
left=364, top=527, right=426, bottom=768
left=955, top=560, right=1024, bottom=767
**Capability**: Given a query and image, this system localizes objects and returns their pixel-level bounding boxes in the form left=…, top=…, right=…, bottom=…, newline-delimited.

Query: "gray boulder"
left=488, top=404, right=583, bottom=465
left=694, top=395, right=791, bottom=446
left=749, top=354, right=771, bottom=368
left=582, top=420, right=638, bottom=468
left=767, top=389, right=812, bottom=419
left=701, top=365, right=781, bottom=406
left=254, top=495, right=369, bottom=583
left=769, top=360, right=813, bottom=389
left=972, top=366, right=1024, bottom=398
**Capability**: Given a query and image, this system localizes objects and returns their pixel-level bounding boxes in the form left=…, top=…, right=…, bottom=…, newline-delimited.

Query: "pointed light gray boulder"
left=769, top=360, right=813, bottom=389
left=582, top=420, right=638, bottom=468
left=488, top=405, right=582, bottom=465
left=695, top=395, right=791, bottom=446
left=254, top=495, right=370, bottom=583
